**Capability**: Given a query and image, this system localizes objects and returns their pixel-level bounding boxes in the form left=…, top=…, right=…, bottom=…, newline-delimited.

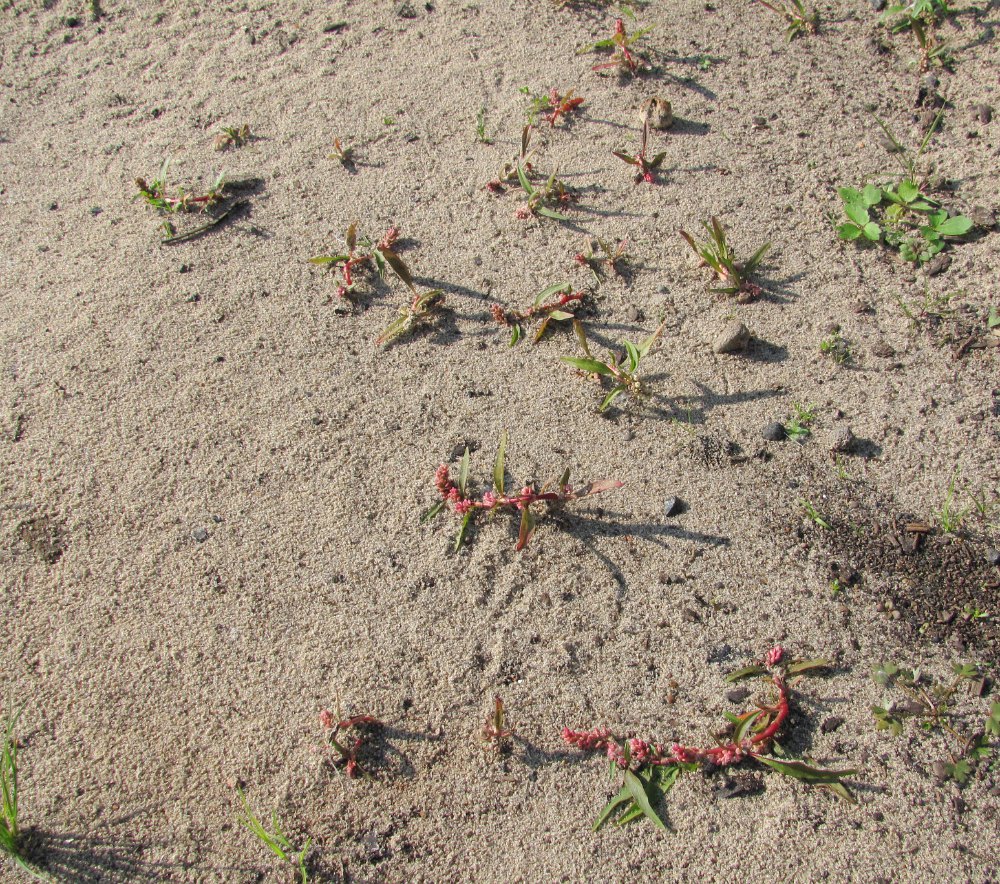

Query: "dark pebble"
left=681, top=608, right=701, bottom=623
left=931, top=760, right=949, bottom=782
left=89, top=206, right=103, bottom=216
left=192, top=527, right=209, bottom=542
left=48, top=201, right=58, bottom=210
left=976, top=103, right=993, bottom=124
left=725, top=687, right=751, bottom=704
left=924, top=254, right=951, bottom=277
left=397, top=2, right=417, bottom=17
left=664, top=496, right=681, bottom=517
left=821, top=716, right=845, bottom=734
left=626, top=305, right=640, bottom=322
left=179, top=264, right=192, bottom=274
left=762, top=422, right=785, bottom=442
left=986, top=548, right=1000, bottom=566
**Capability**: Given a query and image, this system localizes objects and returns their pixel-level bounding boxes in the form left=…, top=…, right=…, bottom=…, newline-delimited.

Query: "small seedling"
left=213, top=124, right=251, bottom=151
left=935, top=471, right=970, bottom=535
left=513, top=163, right=575, bottom=222
left=577, top=17, right=653, bottom=75
left=800, top=498, right=832, bottom=530
left=697, top=54, right=713, bottom=70
left=819, top=330, right=851, bottom=364
left=871, top=661, right=998, bottom=784
left=881, top=0, right=953, bottom=69
left=236, top=788, right=311, bottom=884
left=574, top=236, right=629, bottom=282
left=482, top=696, right=514, bottom=756
left=489, top=125, right=536, bottom=192
left=377, top=290, right=446, bottom=346
left=328, top=137, right=354, bottom=165
left=543, top=89, right=585, bottom=127
left=490, top=282, right=584, bottom=346
left=561, top=320, right=665, bottom=412
left=319, top=708, right=383, bottom=779
left=679, top=217, right=771, bottom=301
left=134, top=159, right=226, bottom=215
left=1, top=702, right=46, bottom=881
left=424, top=432, right=623, bottom=551
left=961, top=604, right=989, bottom=622
left=475, top=108, right=493, bottom=144
left=785, top=402, right=816, bottom=442
left=519, top=87, right=553, bottom=126
left=564, top=649, right=853, bottom=831
left=613, top=120, right=667, bottom=184
left=753, top=0, right=818, bottom=41
left=309, top=223, right=413, bottom=299
left=897, top=287, right=957, bottom=328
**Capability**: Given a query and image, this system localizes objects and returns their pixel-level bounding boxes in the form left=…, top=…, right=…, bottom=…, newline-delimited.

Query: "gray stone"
left=821, top=716, right=845, bottom=734
left=830, top=426, right=856, bottom=454
left=976, top=103, right=993, bottom=124
left=986, top=548, right=1000, bottom=566
left=642, top=97, right=673, bottom=130
left=931, top=760, right=949, bottom=782
left=924, top=253, right=951, bottom=277
left=713, top=320, right=751, bottom=354
left=725, top=687, right=750, bottom=704
left=762, top=422, right=786, bottom=442
left=969, top=206, right=996, bottom=228
left=664, top=496, right=681, bottom=517
left=192, top=527, right=209, bottom=543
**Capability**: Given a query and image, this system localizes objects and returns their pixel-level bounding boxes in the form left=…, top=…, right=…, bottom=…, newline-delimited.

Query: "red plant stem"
left=515, top=291, right=584, bottom=321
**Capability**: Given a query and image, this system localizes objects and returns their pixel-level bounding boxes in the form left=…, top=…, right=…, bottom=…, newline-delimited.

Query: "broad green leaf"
left=309, top=254, right=349, bottom=265
left=844, top=201, right=870, bottom=226
left=593, top=785, right=631, bottom=831
left=787, top=659, right=831, bottom=676
left=838, top=186, right=862, bottom=203
left=725, top=665, right=766, bottom=683
left=493, top=431, right=507, bottom=495
left=733, top=710, right=764, bottom=744
left=458, top=447, right=470, bottom=497
left=536, top=206, right=572, bottom=221
left=650, top=152, right=667, bottom=168
left=561, top=356, right=613, bottom=376
left=509, top=324, right=522, bottom=347
left=516, top=163, right=535, bottom=197
left=380, top=247, right=415, bottom=291
left=549, top=310, right=574, bottom=321
left=454, top=509, right=474, bottom=552
left=623, top=770, right=666, bottom=830
left=837, top=223, right=863, bottom=241
left=599, top=386, right=627, bottom=412
left=862, top=222, right=882, bottom=242
left=420, top=500, right=446, bottom=522
left=612, top=151, right=638, bottom=166
left=862, top=184, right=883, bottom=206
left=935, top=215, right=972, bottom=236
left=516, top=506, right=536, bottom=551
left=533, top=281, right=571, bottom=307
left=623, top=341, right=641, bottom=373
left=756, top=756, right=857, bottom=784
left=897, top=179, right=919, bottom=203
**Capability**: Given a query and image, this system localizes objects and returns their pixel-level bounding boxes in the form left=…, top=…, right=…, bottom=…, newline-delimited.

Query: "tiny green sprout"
left=829, top=579, right=844, bottom=597
left=679, top=216, right=771, bottom=301
left=574, top=236, right=629, bottom=283
left=491, top=282, right=584, bottom=346
left=383, top=116, right=396, bottom=126
left=800, top=498, right=831, bottom=530
left=697, top=54, right=712, bottom=70
left=236, top=789, right=311, bottom=884
left=820, top=331, right=851, bottom=364
left=475, top=108, right=493, bottom=144
left=987, top=306, right=1000, bottom=330
left=213, top=123, right=251, bottom=151
left=328, top=137, right=354, bottom=165
left=961, top=604, right=989, bottom=621
left=577, top=17, right=653, bottom=75
left=935, top=471, right=970, bottom=535
left=881, top=0, right=954, bottom=70
left=134, top=159, right=227, bottom=215
left=785, top=402, right=816, bottom=442
left=310, top=223, right=412, bottom=300
left=561, top=320, right=666, bottom=412
left=753, top=0, right=818, bottom=41
left=377, top=290, right=445, bottom=346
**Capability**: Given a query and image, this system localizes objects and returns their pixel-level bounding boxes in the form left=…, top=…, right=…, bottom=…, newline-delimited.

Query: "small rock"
left=625, top=305, right=640, bottom=322
left=762, top=422, right=785, bottom=442
left=891, top=609, right=902, bottom=620
left=713, top=320, right=751, bottom=354
left=752, top=115, right=769, bottom=130
left=179, top=264, right=191, bottom=274
left=192, top=527, right=209, bottom=543
left=976, top=103, right=993, bottom=124
left=939, top=610, right=956, bottom=625
left=725, top=687, right=751, bottom=704
left=968, top=206, right=996, bottom=228
left=48, top=201, right=58, bottom=211
left=664, top=496, right=682, bottom=517
left=642, top=97, right=673, bottom=130
left=829, top=426, right=856, bottom=454
left=924, top=254, right=951, bottom=277
left=681, top=607, right=701, bottom=623
left=821, top=716, right=845, bottom=734
left=987, top=548, right=1000, bottom=566
left=951, top=796, right=967, bottom=815
left=869, top=0, right=886, bottom=9
left=871, top=343, right=896, bottom=358
left=89, top=206, right=103, bottom=216
left=931, top=760, right=949, bottom=782
left=918, top=109, right=938, bottom=132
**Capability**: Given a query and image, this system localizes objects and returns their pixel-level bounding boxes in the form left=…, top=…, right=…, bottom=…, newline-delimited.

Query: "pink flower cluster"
left=765, top=645, right=784, bottom=667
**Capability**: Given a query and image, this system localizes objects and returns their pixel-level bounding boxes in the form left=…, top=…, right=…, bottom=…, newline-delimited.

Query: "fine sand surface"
left=1, top=1, right=998, bottom=881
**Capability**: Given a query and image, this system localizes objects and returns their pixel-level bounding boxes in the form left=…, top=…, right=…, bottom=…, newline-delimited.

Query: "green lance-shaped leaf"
left=516, top=163, right=536, bottom=197
left=420, top=500, right=446, bottom=523
left=454, top=508, right=474, bottom=552
left=533, top=281, right=571, bottom=307
left=561, top=356, right=614, bottom=376
left=309, top=253, right=349, bottom=266
left=509, top=324, right=522, bottom=347
left=599, top=386, right=627, bottom=413
left=536, top=206, right=573, bottom=221
left=623, top=770, right=666, bottom=830
left=732, top=709, right=765, bottom=744
left=593, top=784, right=632, bottom=831
left=787, top=659, right=832, bottom=677
left=493, top=431, right=507, bottom=495
left=380, top=246, right=416, bottom=291
left=756, top=756, right=857, bottom=789
left=623, top=340, right=641, bottom=374
left=516, top=506, right=536, bottom=551
left=725, top=665, right=767, bottom=683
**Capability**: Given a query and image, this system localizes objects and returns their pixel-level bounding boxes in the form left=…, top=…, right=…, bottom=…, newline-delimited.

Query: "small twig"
left=160, top=201, right=246, bottom=245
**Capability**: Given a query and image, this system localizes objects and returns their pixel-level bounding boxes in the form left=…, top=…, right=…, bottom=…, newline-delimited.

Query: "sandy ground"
left=1, top=0, right=999, bottom=881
